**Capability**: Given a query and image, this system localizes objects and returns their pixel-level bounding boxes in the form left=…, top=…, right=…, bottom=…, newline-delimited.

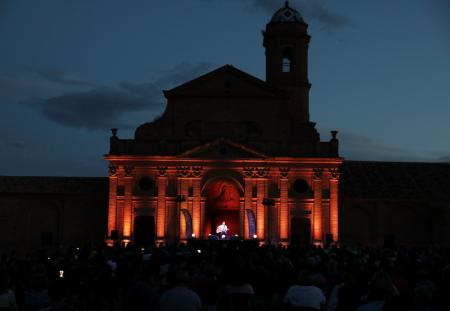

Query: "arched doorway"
left=290, top=217, right=311, bottom=246
left=205, top=178, right=241, bottom=237
left=134, top=216, right=155, bottom=245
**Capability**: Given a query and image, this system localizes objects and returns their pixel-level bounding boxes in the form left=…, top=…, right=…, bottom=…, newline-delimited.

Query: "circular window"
left=138, top=177, right=153, bottom=192
left=293, top=179, right=308, bottom=194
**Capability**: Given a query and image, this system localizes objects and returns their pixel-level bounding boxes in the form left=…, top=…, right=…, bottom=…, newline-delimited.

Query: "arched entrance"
left=290, top=217, right=311, bottom=246
left=134, top=216, right=155, bottom=245
left=205, top=178, right=241, bottom=237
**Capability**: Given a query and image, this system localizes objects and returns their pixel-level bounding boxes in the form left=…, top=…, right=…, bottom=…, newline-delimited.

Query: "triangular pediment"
left=164, top=65, right=285, bottom=98
left=177, top=138, right=268, bottom=159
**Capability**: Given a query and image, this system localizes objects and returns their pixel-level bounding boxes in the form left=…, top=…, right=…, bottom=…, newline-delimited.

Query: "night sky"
left=1, top=0, right=449, bottom=176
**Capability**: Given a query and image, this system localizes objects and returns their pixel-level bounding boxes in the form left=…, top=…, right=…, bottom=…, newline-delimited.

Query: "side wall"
left=339, top=198, right=450, bottom=246
left=0, top=178, right=108, bottom=252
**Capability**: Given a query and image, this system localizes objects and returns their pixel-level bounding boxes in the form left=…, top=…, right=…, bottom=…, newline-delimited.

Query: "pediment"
left=178, top=139, right=268, bottom=159
left=164, top=65, right=285, bottom=98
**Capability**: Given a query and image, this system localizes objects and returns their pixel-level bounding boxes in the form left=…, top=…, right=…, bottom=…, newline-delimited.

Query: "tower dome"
left=270, top=1, right=304, bottom=23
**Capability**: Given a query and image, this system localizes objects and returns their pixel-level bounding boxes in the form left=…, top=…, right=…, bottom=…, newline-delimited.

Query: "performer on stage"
left=216, top=221, right=228, bottom=239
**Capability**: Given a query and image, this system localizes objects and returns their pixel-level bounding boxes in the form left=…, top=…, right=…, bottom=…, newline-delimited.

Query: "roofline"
left=104, top=155, right=344, bottom=165
left=163, top=64, right=286, bottom=98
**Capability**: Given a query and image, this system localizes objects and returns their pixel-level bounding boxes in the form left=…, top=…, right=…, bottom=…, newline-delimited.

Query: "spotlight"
left=191, top=233, right=196, bottom=238
left=59, top=270, right=64, bottom=278
left=197, top=249, right=202, bottom=254
left=253, top=234, right=258, bottom=239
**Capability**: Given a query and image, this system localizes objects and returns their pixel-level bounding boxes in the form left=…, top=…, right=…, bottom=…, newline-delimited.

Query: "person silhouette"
left=216, top=221, right=228, bottom=239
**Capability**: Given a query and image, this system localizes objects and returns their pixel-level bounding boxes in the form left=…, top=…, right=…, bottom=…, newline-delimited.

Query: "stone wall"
left=1, top=160, right=449, bottom=250
left=0, top=177, right=108, bottom=252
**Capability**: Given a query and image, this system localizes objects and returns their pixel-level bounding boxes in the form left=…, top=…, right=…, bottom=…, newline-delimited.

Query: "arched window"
left=282, top=47, right=293, bottom=73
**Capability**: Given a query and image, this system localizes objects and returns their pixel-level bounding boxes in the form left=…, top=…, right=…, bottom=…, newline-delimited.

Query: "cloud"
left=120, top=62, right=213, bottom=96
left=22, top=62, right=214, bottom=131
left=0, top=136, right=25, bottom=150
left=24, top=88, right=152, bottom=131
left=35, top=68, right=95, bottom=87
left=0, top=71, right=89, bottom=105
left=332, top=130, right=434, bottom=162
left=438, top=155, right=450, bottom=163
left=198, top=0, right=353, bottom=31
left=298, top=1, right=354, bottom=31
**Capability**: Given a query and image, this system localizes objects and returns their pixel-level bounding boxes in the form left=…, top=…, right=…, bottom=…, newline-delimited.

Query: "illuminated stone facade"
left=105, top=3, right=343, bottom=245
left=2, top=161, right=450, bottom=250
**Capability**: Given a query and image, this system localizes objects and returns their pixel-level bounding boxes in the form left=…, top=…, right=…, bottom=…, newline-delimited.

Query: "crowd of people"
left=1, top=240, right=449, bottom=311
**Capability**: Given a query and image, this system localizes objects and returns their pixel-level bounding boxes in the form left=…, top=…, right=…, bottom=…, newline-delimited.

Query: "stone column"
left=156, top=166, right=167, bottom=240
left=191, top=166, right=202, bottom=238
left=329, top=168, right=340, bottom=242
left=279, top=167, right=290, bottom=241
left=107, top=164, right=118, bottom=239
left=123, top=165, right=134, bottom=240
left=256, top=167, right=269, bottom=240
left=312, top=168, right=323, bottom=243
left=243, top=169, right=254, bottom=239
left=177, top=166, right=189, bottom=240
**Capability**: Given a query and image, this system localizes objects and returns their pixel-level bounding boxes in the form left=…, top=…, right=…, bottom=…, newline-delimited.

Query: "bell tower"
left=263, top=1, right=311, bottom=122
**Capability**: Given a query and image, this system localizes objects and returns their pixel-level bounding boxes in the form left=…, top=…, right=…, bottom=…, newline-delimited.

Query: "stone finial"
left=331, top=130, right=338, bottom=140
left=111, top=128, right=118, bottom=138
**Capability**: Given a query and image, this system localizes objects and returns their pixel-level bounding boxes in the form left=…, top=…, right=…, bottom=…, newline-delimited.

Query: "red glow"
left=205, top=180, right=240, bottom=210
left=105, top=158, right=342, bottom=244
left=205, top=179, right=240, bottom=236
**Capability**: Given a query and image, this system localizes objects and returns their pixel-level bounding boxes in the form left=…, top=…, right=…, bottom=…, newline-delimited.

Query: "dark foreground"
left=1, top=240, right=449, bottom=310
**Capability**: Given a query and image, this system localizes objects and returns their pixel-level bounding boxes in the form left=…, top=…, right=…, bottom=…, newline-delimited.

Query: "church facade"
left=105, top=3, right=343, bottom=245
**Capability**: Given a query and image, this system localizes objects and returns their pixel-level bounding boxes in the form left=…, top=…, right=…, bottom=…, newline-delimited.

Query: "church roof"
left=340, top=161, right=450, bottom=201
left=270, top=1, right=304, bottom=23
left=163, top=64, right=285, bottom=98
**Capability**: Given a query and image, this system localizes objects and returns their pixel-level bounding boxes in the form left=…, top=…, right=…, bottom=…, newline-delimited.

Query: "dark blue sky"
left=1, top=0, right=449, bottom=176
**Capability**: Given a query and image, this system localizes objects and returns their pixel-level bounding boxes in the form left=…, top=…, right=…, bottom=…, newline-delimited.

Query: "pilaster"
left=329, top=168, right=340, bottom=242
left=191, top=166, right=202, bottom=238
left=156, top=166, right=168, bottom=239
left=243, top=167, right=254, bottom=239
left=123, top=165, right=134, bottom=240
left=256, top=167, right=270, bottom=240
left=107, top=164, right=118, bottom=239
left=177, top=166, right=190, bottom=240
left=279, top=167, right=290, bottom=241
left=312, top=168, right=323, bottom=242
